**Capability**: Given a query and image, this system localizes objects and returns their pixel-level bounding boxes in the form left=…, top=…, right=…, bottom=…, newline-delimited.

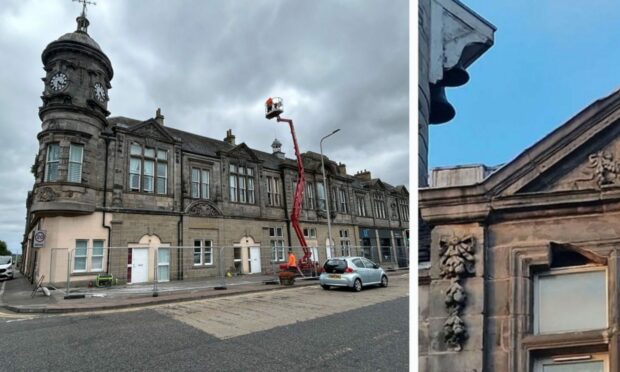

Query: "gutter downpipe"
left=102, top=131, right=113, bottom=273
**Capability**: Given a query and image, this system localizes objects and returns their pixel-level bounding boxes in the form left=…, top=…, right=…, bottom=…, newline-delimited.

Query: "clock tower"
left=30, top=6, right=113, bottom=216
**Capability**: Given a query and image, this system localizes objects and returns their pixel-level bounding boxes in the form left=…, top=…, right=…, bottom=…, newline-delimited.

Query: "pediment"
left=185, top=201, right=223, bottom=217
left=222, top=143, right=260, bottom=162
left=129, top=119, right=176, bottom=144
left=480, top=89, right=620, bottom=197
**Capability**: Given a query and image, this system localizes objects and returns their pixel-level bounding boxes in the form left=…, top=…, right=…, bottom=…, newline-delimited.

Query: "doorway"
left=132, top=248, right=148, bottom=283
left=249, top=246, right=261, bottom=274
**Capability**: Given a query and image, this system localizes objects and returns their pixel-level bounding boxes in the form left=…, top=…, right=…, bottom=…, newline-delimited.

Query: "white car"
left=319, top=256, right=388, bottom=292
left=0, top=256, right=13, bottom=280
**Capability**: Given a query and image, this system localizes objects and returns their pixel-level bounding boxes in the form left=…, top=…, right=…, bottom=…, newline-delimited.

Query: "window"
left=73, top=239, right=105, bottom=273
left=339, top=230, right=351, bottom=256
left=45, top=143, right=60, bottom=182
left=338, top=188, right=348, bottom=213
left=303, top=228, right=316, bottom=239
left=317, top=182, right=326, bottom=210
left=91, top=240, right=104, bottom=271
left=129, top=143, right=167, bottom=194
left=534, top=268, right=607, bottom=334
left=269, top=227, right=285, bottom=262
left=157, top=248, right=170, bottom=282
left=356, top=195, right=367, bottom=217
left=191, top=168, right=210, bottom=199
left=74, top=240, right=88, bottom=272
left=193, top=240, right=213, bottom=266
left=400, top=200, right=409, bottom=221
left=305, top=182, right=315, bottom=209
left=373, top=193, right=387, bottom=219
left=229, top=164, right=255, bottom=204
left=68, top=144, right=83, bottom=183
left=533, top=353, right=608, bottom=372
left=266, top=176, right=282, bottom=207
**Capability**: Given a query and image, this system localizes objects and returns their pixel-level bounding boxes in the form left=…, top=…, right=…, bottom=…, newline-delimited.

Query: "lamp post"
left=320, top=128, right=340, bottom=258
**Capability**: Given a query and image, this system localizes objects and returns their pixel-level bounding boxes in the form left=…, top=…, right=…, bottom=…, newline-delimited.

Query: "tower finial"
left=73, top=0, right=96, bottom=33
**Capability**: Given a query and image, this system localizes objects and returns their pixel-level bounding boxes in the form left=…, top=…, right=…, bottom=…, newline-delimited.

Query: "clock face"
left=94, top=82, right=106, bottom=103
left=49, top=72, right=68, bottom=91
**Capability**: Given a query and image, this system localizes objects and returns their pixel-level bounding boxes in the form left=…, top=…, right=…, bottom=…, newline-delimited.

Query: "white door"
left=249, top=247, right=261, bottom=274
left=132, top=248, right=149, bottom=283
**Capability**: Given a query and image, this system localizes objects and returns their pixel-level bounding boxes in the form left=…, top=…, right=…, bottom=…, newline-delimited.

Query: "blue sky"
left=428, top=1, right=620, bottom=169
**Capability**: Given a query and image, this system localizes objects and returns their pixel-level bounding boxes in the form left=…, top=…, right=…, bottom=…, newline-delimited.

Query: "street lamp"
left=320, top=128, right=340, bottom=258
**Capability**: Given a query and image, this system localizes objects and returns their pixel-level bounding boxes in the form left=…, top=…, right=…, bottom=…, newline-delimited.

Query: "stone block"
left=428, top=350, right=482, bottom=372
left=486, top=279, right=510, bottom=316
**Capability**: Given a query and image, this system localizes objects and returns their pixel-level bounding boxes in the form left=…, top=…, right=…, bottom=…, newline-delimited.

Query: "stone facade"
left=21, top=11, right=409, bottom=286
left=420, top=89, right=620, bottom=371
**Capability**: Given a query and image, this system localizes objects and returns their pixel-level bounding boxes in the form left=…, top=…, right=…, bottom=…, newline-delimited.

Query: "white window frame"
left=303, top=227, right=316, bottom=239
left=306, top=182, right=315, bottom=209
left=191, top=167, right=210, bottom=199
left=129, top=143, right=167, bottom=194
left=269, top=227, right=285, bottom=262
left=45, top=143, right=60, bottom=182
left=193, top=240, right=213, bottom=266
left=533, top=266, right=608, bottom=335
left=68, top=143, right=84, bottom=183
left=533, top=352, right=608, bottom=372
left=229, top=164, right=255, bottom=204
left=73, top=240, right=88, bottom=273
left=338, top=188, right=348, bottom=213
left=157, top=247, right=170, bottom=282
left=317, top=182, right=326, bottom=211
left=356, top=195, right=367, bottom=216
left=91, top=240, right=104, bottom=272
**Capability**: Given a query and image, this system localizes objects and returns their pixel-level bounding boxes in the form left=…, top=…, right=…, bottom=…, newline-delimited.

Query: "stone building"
left=419, top=89, right=620, bottom=370
left=20, top=10, right=409, bottom=286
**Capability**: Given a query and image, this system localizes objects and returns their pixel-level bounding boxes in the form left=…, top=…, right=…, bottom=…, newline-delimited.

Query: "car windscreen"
left=0, top=257, right=11, bottom=265
left=323, top=259, right=348, bottom=274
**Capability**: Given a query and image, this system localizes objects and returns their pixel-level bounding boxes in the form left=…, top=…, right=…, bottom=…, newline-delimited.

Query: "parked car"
left=319, top=256, right=388, bottom=292
left=0, top=256, right=14, bottom=280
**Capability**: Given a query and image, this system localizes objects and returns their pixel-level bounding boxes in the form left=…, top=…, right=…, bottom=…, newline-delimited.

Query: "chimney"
left=338, top=162, right=347, bottom=176
left=224, top=129, right=236, bottom=146
left=354, top=169, right=371, bottom=181
left=155, top=108, right=164, bottom=126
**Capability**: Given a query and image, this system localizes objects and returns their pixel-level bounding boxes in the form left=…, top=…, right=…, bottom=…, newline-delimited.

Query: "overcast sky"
left=0, top=0, right=409, bottom=252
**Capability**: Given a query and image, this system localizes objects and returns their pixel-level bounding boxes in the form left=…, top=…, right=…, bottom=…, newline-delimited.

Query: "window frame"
left=269, top=227, right=285, bottom=262
left=338, top=188, right=348, bottom=213
left=45, top=143, right=60, bottom=182
left=191, top=167, right=211, bottom=199
left=229, top=163, right=255, bottom=204
left=67, top=143, right=84, bottom=183
left=533, top=265, right=608, bottom=335
left=72, top=239, right=106, bottom=273
left=532, top=352, right=608, bottom=372
left=193, top=239, right=213, bottom=266
left=128, top=142, right=168, bottom=194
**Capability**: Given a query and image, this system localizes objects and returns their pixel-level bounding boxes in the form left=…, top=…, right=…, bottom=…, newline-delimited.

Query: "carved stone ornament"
left=438, top=234, right=476, bottom=351
left=186, top=201, right=222, bottom=217
left=38, top=187, right=58, bottom=202
left=573, top=151, right=620, bottom=189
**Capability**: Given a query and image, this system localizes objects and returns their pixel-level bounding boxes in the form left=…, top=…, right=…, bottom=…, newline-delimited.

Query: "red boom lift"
left=265, top=97, right=318, bottom=276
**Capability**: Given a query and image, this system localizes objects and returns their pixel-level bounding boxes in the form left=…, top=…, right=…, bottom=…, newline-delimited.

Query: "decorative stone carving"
left=439, top=235, right=475, bottom=279
left=38, top=187, right=58, bottom=202
left=573, top=151, right=620, bottom=189
left=438, top=234, right=475, bottom=351
left=186, top=201, right=222, bottom=217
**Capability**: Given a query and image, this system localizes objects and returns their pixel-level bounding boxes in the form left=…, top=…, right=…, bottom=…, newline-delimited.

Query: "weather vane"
left=73, top=0, right=96, bottom=16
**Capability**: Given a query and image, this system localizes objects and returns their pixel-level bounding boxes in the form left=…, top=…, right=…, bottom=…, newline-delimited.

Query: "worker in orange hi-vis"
left=287, top=249, right=297, bottom=273
left=266, top=97, right=273, bottom=112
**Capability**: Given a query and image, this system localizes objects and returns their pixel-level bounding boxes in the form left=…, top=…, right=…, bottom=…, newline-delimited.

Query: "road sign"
left=33, top=230, right=46, bottom=248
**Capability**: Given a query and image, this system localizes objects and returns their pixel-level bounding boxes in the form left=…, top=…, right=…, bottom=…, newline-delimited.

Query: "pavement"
left=0, top=269, right=408, bottom=314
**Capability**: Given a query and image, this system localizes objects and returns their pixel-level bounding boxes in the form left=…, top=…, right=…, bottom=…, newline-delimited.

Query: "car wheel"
left=353, top=279, right=362, bottom=292
left=321, top=284, right=330, bottom=290
left=380, top=275, right=388, bottom=287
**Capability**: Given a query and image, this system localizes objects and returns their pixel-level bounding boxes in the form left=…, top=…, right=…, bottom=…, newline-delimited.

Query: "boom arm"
left=276, top=116, right=310, bottom=263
